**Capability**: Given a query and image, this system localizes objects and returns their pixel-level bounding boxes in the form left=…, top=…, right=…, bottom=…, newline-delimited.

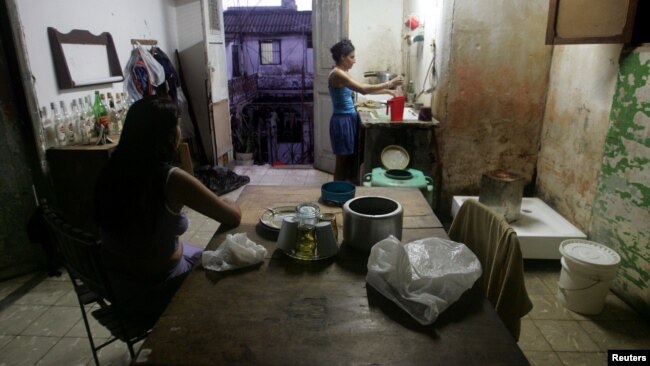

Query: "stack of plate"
left=259, top=206, right=297, bottom=231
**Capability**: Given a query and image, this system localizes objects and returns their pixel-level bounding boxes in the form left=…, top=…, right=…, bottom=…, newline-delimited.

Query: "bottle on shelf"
left=407, top=80, right=415, bottom=103
left=71, top=99, right=85, bottom=145
left=83, top=95, right=96, bottom=144
left=41, top=105, right=57, bottom=149
left=93, top=91, right=109, bottom=144
left=53, top=102, right=67, bottom=147
left=61, top=100, right=77, bottom=145
left=108, top=96, right=121, bottom=135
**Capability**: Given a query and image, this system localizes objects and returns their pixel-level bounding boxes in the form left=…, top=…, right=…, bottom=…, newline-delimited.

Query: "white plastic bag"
left=366, top=235, right=482, bottom=325
left=202, top=233, right=267, bottom=272
left=123, top=43, right=166, bottom=102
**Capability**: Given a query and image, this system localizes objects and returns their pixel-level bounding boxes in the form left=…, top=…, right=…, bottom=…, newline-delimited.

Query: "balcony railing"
left=228, top=74, right=259, bottom=106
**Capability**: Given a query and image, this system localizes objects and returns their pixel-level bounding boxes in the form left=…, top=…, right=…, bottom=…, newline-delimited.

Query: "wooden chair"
left=41, top=204, right=154, bottom=366
left=448, top=199, right=532, bottom=340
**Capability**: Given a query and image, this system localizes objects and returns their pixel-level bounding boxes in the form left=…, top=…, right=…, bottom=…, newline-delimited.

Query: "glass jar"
left=294, top=202, right=320, bottom=259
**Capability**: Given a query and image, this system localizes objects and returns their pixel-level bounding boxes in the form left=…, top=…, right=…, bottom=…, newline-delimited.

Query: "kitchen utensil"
left=260, top=206, right=297, bottom=230
left=318, top=212, right=338, bottom=241
left=363, top=71, right=397, bottom=85
left=343, top=196, right=403, bottom=251
left=381, top=145, right=409, bottom=170
left=386, top=96, right=405, bottom=121
left=321, top=181, right=355, bottom=206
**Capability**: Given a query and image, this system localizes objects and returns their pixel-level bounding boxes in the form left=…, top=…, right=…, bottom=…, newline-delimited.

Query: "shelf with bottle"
left=39, top=90, right=130, bottom=149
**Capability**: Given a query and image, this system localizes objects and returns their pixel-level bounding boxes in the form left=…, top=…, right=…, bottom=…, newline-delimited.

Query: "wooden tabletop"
left=133, top=185, right=528, bottom=366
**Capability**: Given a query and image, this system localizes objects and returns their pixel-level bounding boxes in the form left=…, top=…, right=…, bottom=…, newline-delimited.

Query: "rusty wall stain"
left=589, top=50, right=650, bottom=317
left=435, top=4, right=551, bottom=217
left=536, top=45, right=619, bottom=230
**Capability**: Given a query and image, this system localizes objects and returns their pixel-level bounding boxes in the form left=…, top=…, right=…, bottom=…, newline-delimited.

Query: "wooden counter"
left=133, top=185, right=528, bottom=366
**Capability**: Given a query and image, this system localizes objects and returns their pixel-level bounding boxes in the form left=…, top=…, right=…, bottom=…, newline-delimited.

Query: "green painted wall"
left=590, top=49, right=650, bottom=318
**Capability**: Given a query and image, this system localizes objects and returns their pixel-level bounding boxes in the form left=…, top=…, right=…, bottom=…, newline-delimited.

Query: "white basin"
left=451, top=196, right=587, bottom=259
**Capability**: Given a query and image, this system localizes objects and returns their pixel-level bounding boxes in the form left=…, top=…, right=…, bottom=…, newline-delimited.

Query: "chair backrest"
left=448, top=199, right=532, bottom=340
left=42, top=204, right=114, bottom=302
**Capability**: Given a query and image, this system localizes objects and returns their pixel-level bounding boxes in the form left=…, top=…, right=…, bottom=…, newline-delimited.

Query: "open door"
left=312, top=0, right=348, bottom=173
left=202, top=0, right=232, bottom=163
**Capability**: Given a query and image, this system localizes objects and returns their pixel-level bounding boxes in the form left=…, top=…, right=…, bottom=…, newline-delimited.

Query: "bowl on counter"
left=321, top=181, right=356, bottom=206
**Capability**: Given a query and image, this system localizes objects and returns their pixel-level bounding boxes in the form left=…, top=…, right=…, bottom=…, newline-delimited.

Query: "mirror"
left=47, top=27, right=123, bottom=89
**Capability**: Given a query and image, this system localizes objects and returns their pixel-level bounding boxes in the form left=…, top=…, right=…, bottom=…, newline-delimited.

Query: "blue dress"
left=328, top=84, right=358, bottom=155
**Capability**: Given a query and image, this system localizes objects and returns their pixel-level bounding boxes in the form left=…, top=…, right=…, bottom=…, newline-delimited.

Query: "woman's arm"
left=330, top=69, right=402, bottom=95
left=165, top=169, right=242, bottom=227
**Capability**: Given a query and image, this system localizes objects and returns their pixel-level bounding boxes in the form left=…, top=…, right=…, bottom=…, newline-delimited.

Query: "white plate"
left=381, top=145, right=410, bottom=170
left=260, top=206, right=297, bottom=230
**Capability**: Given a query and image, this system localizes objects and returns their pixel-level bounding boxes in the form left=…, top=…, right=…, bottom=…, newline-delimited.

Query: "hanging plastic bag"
left=123, top=43, right=166, bottom=103
left=366, top=235, right=482, bottom=325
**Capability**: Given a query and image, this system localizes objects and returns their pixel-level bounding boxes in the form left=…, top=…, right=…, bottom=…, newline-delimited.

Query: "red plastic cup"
left=386, top=96, right=405, bottom=122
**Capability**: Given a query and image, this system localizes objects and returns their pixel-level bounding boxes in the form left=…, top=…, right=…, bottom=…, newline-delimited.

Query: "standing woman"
left=328, top=39, right=402, bottom=181
left=95, top=96, right=241, bottom=321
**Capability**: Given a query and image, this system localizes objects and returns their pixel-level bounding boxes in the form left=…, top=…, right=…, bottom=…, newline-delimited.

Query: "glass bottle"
left=407, top=80, right=415, bottom=103
left=41, top=105, right=57, bottom=149
left=53, top=102, right=67, bottom=147
left=108, top=97, right=121, bottom=135
left=93, top=91, right=109, bottom=144
left=61, top=100, right=77, bottom=145
left=294, top=202, right=320, bottom=259
left=83, top=95, right=96, bottom=144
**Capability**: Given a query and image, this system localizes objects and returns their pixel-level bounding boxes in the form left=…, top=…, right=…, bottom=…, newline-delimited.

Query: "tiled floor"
left=0, top=165, right=648, bottom=365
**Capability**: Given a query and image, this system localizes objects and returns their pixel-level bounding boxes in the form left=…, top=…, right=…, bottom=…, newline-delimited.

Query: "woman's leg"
left=334, top=154, right=354, bottom=181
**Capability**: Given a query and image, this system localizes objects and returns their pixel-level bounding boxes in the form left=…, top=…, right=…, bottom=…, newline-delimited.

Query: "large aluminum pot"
left=364, top=71, right=398, bottom=85
left=343, top=196, right=403, bottom=251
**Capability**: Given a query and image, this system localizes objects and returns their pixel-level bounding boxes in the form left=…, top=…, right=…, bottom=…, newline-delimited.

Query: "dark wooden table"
left=133, top=186, right=528, bottom=365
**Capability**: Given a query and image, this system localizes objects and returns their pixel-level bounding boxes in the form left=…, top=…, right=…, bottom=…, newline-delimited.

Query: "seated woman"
left=94, top=96, right=241, bottom=320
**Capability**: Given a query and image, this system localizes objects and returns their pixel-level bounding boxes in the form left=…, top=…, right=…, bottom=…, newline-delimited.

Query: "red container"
left=386, top=96, right=405, bottom=122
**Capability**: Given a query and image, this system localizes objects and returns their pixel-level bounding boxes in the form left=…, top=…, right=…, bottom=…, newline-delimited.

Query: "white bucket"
left=556, top=239, right=620, bottom=314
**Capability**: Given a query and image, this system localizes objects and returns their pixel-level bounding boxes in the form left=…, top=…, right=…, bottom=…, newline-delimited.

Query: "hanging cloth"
left=123, top=43, right=165, bottom=102
left=151, top=47, right=180, bottom=102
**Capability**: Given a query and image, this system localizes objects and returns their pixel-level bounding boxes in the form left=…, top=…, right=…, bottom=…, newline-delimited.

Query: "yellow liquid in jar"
left=295, top=225, right=316, bottom=259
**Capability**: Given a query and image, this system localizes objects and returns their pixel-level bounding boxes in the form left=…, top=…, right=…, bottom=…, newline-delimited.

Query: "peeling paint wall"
left=589, top=49, right=650, bottom=317
left=537, top=45, right=622, bottom=229
left=434, top=0, right=552, bottom=218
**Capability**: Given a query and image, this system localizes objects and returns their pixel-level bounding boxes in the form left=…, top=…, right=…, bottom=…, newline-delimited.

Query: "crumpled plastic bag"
left=202, top=233, right=267, bottom=272
left=366, top=235, right=482, bottom=325
left=123, top=43, right=166, bottom=102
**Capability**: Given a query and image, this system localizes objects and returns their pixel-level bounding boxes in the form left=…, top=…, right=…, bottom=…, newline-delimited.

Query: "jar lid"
left=296, top=202, right=320, bottom=220
left=381, top=145, right=410, bottom=170
left=559, top=239, right=620, bottom=268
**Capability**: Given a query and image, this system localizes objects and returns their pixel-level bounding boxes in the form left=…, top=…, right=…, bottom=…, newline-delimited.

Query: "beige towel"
left=449, top=199, right=532, bottom=340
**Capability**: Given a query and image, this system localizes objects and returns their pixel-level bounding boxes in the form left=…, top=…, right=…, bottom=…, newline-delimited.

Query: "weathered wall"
left=537, top=44, right=622, bottom=229
left=434, top=0, right=552, bottom=218
left=589, top=48, right=650, bottom=317
left=0, top=23, right=46, bottom=280
left=348, top=0, right=403, bottom=81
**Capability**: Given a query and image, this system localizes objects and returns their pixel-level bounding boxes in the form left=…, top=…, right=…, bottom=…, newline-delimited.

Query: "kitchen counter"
left=357, top=106, right=439, bottom=126
left=357, top=107, right=439, bottom=206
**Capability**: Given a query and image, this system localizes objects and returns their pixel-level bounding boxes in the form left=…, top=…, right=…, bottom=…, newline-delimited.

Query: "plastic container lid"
left=380, top=145, right=410, bottom=170
left=559, top=239, right=620, bottom=268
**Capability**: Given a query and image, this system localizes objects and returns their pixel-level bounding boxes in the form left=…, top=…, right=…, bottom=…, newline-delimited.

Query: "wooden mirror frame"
left=47, top=27, right=123, bottom=89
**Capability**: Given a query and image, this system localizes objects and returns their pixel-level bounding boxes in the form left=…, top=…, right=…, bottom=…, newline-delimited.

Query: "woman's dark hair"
left=330, top=39, right=355, bottom=64
left=95, top=96, right=180, bottom=238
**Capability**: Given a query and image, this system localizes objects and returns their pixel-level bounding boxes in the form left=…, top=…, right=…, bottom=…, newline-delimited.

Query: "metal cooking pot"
left=343, top=196, right=403, bottom=251
left=364, top=71, right=398, bottom=85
